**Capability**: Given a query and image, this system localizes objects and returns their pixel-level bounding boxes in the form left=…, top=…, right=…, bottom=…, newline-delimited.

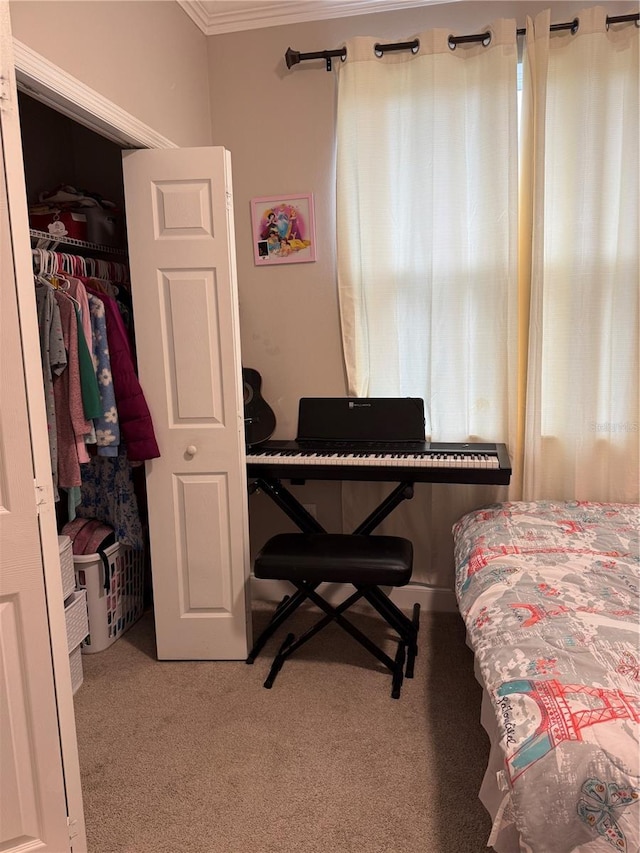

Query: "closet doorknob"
left=185, top=445, right=197, bottom=457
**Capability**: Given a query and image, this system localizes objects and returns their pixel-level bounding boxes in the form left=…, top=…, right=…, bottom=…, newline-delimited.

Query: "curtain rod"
left=284, top=12, right=639, bottom=71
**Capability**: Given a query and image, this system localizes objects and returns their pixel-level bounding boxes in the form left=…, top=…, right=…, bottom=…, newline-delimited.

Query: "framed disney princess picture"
left=251, top=193, right=316, bottom=265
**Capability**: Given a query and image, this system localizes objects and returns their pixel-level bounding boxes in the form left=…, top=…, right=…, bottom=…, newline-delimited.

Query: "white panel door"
left=0, top=80, right=71, bottom=853
left=122, top=148, right=251, bottom=660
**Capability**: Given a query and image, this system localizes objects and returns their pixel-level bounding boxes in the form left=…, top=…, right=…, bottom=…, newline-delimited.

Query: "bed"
left=453, top=500, right=640, bottom=853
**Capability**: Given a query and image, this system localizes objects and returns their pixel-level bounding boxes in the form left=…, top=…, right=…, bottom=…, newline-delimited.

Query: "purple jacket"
left=84, top=280, right=160, bottom=462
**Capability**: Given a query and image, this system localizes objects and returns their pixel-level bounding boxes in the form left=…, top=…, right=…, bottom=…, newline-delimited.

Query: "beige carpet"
left=73, top=601, right=493, bottom=853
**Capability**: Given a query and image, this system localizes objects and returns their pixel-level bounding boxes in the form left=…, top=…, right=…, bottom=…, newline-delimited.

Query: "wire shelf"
left=29, top=228, right=128, bottom=258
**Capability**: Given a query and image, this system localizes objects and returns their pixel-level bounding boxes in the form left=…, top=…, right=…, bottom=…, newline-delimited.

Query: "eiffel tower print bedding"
left=454, top=500, right=640, bottom=853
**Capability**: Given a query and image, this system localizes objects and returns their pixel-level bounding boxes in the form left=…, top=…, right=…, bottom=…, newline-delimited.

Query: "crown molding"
left=178, top=0, right=458, bottom=36
left=178, top=0, right=212, bottom=34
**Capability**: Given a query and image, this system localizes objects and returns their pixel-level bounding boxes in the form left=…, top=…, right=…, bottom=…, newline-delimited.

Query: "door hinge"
left=67, top=816, right=79, bottom=841
left=34, top=479, right=48, bottom=511
left=225, top=190, right=232, bottom=211
left=0, top=75, right=11, bottom=108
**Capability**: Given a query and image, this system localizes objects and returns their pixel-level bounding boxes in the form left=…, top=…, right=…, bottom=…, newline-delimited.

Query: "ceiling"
left=178, top=0, right=457, bottom=35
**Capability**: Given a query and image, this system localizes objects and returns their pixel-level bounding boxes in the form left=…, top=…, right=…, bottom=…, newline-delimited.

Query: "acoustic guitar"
left=242, top=367, right=276, bottom=448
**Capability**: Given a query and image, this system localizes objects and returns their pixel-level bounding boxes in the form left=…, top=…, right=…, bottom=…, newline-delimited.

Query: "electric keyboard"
left=246, top=440, right=512, bottom=485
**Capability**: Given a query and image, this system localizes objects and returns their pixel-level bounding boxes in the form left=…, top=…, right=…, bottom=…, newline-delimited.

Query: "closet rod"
left=284, top=12, right=639, bottom=70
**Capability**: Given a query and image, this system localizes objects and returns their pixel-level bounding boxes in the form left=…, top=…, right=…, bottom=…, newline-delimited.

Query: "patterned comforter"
left=453, top=501, right=640, bottom=853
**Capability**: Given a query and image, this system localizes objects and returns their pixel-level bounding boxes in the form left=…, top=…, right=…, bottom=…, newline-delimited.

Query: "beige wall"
left=9, top=0, right=213, bottom=147
left=208, top=0, right=634, bottom=558
left=208, top=0, right=633, bottom=437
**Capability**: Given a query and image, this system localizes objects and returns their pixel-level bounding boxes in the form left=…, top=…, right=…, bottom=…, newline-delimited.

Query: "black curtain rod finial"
left=284, top=46, right=347, bottom=71
left=285, top=47, right=301, bottom=69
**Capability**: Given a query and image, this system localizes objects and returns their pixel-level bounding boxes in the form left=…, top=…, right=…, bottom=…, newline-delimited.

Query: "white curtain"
left=337, top=22, right=519, bottom=441
left=521, top=7, right=639, bottom=503
left=336, top=21, right=519, bottom=586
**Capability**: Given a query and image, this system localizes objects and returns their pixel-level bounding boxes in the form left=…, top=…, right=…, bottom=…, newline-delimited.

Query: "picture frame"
left=251, top=193, right=316, bottom=265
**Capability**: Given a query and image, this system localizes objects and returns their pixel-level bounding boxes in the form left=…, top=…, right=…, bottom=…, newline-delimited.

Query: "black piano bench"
left=247, top=533, right=420, bottom=699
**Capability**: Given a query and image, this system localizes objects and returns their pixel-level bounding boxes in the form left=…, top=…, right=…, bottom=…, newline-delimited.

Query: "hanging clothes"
left=52, top=289, right=92, bottom=488
left=73, top=296, right=102, bottom=424
left=65, top=276, right=100, bottom=432
left=33, top=243, right=157, bottom=548
left=87, top=292, right=120, bottom=456
left=35, top=282, right=67, bottom=500
left=84, top=278, right=160, bottom=462
left=76, top=445, right=144, bottom=550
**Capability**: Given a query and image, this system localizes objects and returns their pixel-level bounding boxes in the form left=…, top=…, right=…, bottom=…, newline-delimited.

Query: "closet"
left=19, top=91, right=152, bottom=682
left=14, top=81, right=253, bottom=663
left=17, top=89, right=253, bottom=666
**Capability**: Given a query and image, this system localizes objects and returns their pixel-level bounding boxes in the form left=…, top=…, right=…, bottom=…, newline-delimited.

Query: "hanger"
left=35, top=271, right=57, bottom=290
left=96, top=259, right=109, bottom=280
left=43, top=263, right=81, bottom=308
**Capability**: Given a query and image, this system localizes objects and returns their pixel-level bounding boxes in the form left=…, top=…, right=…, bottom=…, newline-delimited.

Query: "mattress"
left=453, top=500, right=640, bottom=853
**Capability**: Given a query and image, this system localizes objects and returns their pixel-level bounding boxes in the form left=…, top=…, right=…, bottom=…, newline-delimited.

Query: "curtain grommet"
left=448, top=31, right=491, bottom=49
left=374, top=38, right=419, bottom=58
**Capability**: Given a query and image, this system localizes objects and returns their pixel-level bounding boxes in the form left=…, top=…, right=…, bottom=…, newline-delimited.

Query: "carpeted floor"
left=73, top=602, right=492, bottom=853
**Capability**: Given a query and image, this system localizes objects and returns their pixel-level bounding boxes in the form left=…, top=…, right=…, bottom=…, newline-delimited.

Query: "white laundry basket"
left=74, top=543, right=145, bottom=654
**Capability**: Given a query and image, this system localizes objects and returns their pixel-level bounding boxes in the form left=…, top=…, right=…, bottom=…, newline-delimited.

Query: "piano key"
left=246, top=450, right=500, bottom=469
left=246, top=458, right=510, bottom=484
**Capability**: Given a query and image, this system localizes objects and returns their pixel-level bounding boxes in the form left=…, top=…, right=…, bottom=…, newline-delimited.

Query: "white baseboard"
left=250, top=576, right=457, bottom=613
